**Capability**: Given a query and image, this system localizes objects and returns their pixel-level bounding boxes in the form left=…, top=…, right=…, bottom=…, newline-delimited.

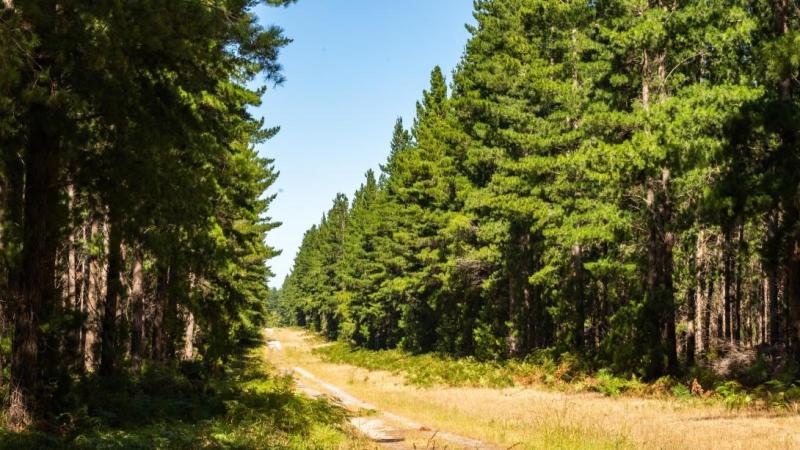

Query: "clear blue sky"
left=253, top=1, right=475, bottom=287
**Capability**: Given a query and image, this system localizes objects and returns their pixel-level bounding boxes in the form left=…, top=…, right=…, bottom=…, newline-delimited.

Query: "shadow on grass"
left=0, top=354, right=350, bottom=449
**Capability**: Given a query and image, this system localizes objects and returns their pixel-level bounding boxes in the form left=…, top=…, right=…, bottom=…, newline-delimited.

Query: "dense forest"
left=0, top=0, right=290, bottom=432
left=280, top=0, right=800, bottom=381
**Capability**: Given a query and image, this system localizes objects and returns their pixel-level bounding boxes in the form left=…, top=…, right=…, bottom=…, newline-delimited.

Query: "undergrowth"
left=0, top=349, right=359, bottom=449
left=315, top=342, right=800, bottom=412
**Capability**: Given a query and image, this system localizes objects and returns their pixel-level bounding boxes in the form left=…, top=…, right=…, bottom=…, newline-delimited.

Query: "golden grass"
left=266, top=327, right=800, bottom=450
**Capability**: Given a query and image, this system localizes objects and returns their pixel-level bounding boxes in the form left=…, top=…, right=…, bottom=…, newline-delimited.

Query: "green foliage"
left=318, top=336, right=800, bottom=412
left=316, top=342, right=515, bottom=388
left=0, top=351, right=352, bottom=449
left=278, top=0, right=800, bottom=399
left=752, top=380, right=800, bottom=408
left=590, top=370, right=645, bottom=398
left=671, top=383, right=692, bottom=400
left=715, top=381, right=753, bottom=410
left=0, top=0, right=290, bottom=429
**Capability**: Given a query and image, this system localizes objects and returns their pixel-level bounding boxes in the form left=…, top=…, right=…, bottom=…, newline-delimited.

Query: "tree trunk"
left=9, top=102, right=62, bottom=430
left=507, top=234, right=521, bottom=357
left=507, top=227, right=533, bottom=357
left=130, top=249, right=145, bottom=371
left=1, top=139, right=24, bottom=395
left=183, top=311, right=195, bottom=360
left=733, top=223, right=744, bottom=344
left=63, top=184, right=82, bottom=372
left=767, top=214, right=780, bottom=344
left=723, top=226, right=734, bottom=344
left=83, top=219, right=103, bottom=372
left=644, top=167, right=678, bottom=377
left=521, top=234, right=535, bottom=351
left=686, top=235, right=700, bottom=366
left=640, top=34, right=676, bottom=377
left=788, top=241, right=800, bottom=353
left=695, top=231, right=707, bottom=358
left=573, top=244, right=585, bottom=352
left=77, top=223, right=88, bottom=366
left=0, top=158, right=4, bottom=392
left=703, top=266, right=714, bottom=354
left=99, top=213, right=122, bottom=376
left=152, top=265, right=170, bottom=362
left=762, top=277, right=769, bottom=344
left=0, top=309, right=5, bottom=389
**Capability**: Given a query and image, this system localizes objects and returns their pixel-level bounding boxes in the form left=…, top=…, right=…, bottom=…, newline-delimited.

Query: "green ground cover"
left=0, top=347, right=361, bottom=450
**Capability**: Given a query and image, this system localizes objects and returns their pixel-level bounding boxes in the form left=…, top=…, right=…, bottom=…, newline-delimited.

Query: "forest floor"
left=265, top=327, right=800, bottom=450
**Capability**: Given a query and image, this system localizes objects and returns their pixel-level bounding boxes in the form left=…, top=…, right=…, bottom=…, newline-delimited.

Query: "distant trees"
left=0, top=0, right=290, bottom=430
left=281, top=0, right=800, bottom=380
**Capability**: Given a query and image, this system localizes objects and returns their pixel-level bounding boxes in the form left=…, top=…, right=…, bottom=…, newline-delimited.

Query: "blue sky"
left=253, top=1, right=475, bottom=287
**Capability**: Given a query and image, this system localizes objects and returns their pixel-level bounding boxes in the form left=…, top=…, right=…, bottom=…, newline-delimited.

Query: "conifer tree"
left=282, top=0, right=800, bottom=384
left=0, top=0, right=291, bottom=428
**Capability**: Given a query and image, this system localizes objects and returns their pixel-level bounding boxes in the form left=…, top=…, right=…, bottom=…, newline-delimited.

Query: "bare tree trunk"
left=507, top=237, right=520, bottom=357
left=130, top=249, right=145, bottom=372
left=63, top=184, right=82, bottom=371
left=0, top=146, right=23, bottom=392
left=733, top=223, right=744, bottom=344
left=723, top=226, right=734, bottom=344
left=100, top=213, right=122, bottom=376
left=0, top=311, right=5, bottom=389
left=183, top=311, right=195, bottom=360
left=762, top=277, right=768, bottom=344
left=65, top=186, right=77, bottom=308
left=77, top=223, right=89, bottom=367
left=640, top=31, right=676, bottom=376
left=521, top=233, right=535, bottom=351
left=695, top=231, right=707, bottom=358
left=704, top=265, right=714, bottom=353
left=507, top=227, right=535, bottom=356
left=788, top=242, right=800, bottom=352
left=9, top=102, right=62, bottom=430
left=573, top=244, right=585, bottom=352
left=686, top=233, right=703, bottom=366
left=644, top=168, right=678, bottom=377
left=766, top=218, right=780, bottom=344
left=83, top=219, right=104, bottom=372
left=152, top=265, right=170, bottom=362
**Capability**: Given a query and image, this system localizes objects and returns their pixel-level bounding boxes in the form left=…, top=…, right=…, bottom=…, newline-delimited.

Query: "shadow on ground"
left=0, top=353, right=350, bottom=449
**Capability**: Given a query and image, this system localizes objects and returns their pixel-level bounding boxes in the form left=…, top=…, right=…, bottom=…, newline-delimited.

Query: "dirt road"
left=264, top=328, right=800, bottom=449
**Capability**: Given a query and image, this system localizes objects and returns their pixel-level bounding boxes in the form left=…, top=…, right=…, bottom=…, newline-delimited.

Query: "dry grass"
left=267, top=328, right=800, bottom=450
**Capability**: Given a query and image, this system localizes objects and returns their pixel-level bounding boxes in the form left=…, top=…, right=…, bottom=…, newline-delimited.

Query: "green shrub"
left=593, top=369, right=632, bottom=397
left=671, top=383, right=692, bottom=400
left=715, top=381, right=753, bottom=410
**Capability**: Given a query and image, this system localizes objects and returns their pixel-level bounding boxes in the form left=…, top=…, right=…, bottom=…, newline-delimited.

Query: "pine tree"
left=0, top=0, right=290, bottom=427
left=280, top=0, right=800, bottom=384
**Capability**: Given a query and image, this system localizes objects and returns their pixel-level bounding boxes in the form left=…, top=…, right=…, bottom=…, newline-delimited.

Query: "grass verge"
left=0, top=347, right=362, bottom=449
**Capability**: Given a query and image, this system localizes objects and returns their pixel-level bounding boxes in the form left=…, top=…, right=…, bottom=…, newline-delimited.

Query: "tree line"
left=0, top=0, right=291, bottom=430
left=280, top=0, right=800, bottom=381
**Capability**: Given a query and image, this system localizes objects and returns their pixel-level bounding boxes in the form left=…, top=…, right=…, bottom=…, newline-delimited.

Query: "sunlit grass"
left=269, top=327, right=800, bottom=450
left=272, top=328, right=636, bottom=449
left=315, top=340, right=800, bottom=413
